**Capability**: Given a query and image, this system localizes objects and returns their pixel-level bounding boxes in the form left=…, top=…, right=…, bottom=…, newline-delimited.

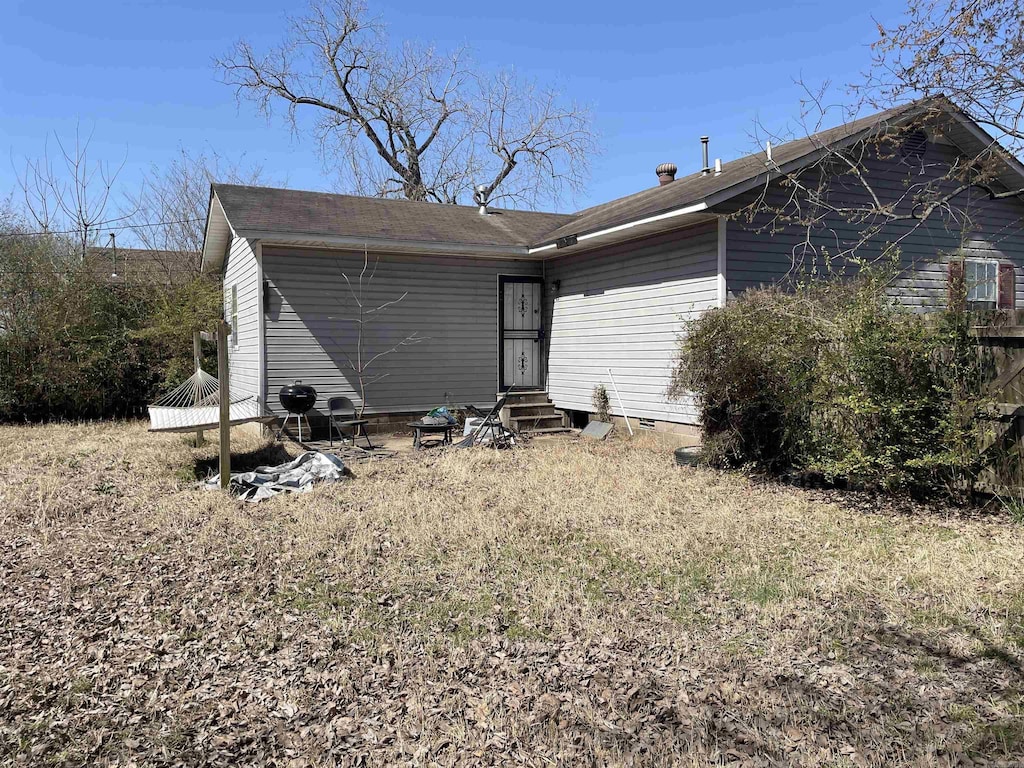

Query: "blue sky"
left=0, top=0, right=904, bottom=219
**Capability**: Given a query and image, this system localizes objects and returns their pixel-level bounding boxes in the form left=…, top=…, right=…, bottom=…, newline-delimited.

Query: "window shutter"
left=948, top=259, right=966, bottom=310
left=998, top=263, right=1016, bottom=309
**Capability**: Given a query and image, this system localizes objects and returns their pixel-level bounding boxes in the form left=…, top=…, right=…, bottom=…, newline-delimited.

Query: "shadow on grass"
left=555, top=596, right=1024, bottom=763
left=190, top=441, right=295, bottom=481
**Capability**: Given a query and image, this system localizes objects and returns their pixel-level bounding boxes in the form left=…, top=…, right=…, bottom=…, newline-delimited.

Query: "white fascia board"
left=528, top=201, right=709, bottom=253
left=577, top=201, right=710, bottom=241
left=200, top=194, right=233, bottom=274
left=528, top=243, right=558, bottom=255
left=246, top=230, right=533, bottom=260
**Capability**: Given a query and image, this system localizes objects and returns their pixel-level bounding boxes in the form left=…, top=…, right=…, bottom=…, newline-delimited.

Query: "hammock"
left=148, top=368, right=274, bottom=433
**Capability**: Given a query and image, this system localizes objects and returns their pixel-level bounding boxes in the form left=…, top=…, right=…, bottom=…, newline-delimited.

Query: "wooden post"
left=217, top=320, right=231, bottom=490
left=193, top=330, right=205, bottom=447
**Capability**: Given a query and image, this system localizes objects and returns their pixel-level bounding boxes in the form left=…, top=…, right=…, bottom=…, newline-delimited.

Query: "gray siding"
left=223, top=236, right=261, bottom=401
left=262, top=247, right=540, bottom=417
left=724, top=141, right=1024, bottom=307
left=544, top=222, right=719, bottom=425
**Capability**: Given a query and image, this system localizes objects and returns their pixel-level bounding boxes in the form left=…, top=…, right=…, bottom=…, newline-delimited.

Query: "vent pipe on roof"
left=656, top=162, right=677, bottom=185
left=473, top=184, right=489, bottom=214
left=714, top=158, right=722, bottom=176
left=765, top=141, right=773, bottom=162
left=700, top=136, right=711, bottom=176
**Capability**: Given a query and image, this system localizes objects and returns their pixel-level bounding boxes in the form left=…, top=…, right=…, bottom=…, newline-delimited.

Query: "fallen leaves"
left=0, top=422, right=1022, bottom=766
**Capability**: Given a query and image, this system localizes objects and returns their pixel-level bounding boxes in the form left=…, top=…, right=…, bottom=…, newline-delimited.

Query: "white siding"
left=262, top=247, right=540, bottom=418
left=545, top=222, right=719, bottom=425
left=223, top=236, right=261, bottom=401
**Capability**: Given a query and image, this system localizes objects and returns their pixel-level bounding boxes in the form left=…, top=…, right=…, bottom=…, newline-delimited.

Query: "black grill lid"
left=279, top=380, right=317, bottom=414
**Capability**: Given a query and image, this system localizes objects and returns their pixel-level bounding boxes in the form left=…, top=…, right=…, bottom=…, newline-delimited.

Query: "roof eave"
left=248, top=230, right=535, bottom=260
left=527, top=100, right=954, bottom=252
left=528, top=201, right=713, bottom=255
left=200, top=191, right=233, bottom=274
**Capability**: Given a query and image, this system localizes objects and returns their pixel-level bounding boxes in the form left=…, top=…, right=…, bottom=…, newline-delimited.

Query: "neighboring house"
left=201, top=98, right=1024, bottom=435
left=85, top=247, right=199, bottom=285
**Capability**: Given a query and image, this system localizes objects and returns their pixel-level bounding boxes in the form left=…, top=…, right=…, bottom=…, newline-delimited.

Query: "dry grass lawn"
left=2, top=421, right=1023, bottom=766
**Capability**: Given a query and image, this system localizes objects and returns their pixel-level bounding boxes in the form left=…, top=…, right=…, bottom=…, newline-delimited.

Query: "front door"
left=500, top=277, right=543, bottom=389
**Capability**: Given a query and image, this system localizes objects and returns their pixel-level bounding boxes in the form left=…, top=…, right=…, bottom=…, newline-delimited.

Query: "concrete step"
left=519, top=426, right=572, bottom=435
left=501, top=390, right=550, bottom=405
left=511, top=413, right=564, bottom=428
left=507, top=403, right=558, bottom=417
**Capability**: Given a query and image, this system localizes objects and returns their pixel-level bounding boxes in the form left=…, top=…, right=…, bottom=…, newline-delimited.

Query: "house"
left=85, top=247, right=199, bottom=285
left=200, top=97, right=1024, bottom=436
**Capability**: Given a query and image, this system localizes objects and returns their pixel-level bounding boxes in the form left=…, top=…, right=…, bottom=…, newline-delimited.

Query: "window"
left=966, top=259, right=998, bottom=309
left=231, top=284, right=238, bottom=348
left=950, top=258, right=1015, bottom=311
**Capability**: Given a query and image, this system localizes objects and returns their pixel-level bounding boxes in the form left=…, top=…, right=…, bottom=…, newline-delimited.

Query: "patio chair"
left=328, top=396, right=374, bottom=449
left=455, top=394, right=512, bottom=448
left=463, top=402, right=505, bottom=443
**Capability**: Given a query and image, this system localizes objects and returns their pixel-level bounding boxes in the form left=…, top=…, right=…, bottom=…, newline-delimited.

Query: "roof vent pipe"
left=656, top=162, right=677, bottom=185
left=714, top=158, right=722, bottom=176
left=700, top=136, right=711, bottom=176
left=473, top=184, right=488, bottom=214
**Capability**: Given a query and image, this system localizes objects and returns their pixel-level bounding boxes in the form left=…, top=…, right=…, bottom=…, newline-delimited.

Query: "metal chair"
left=463, top=403, right=505, bottom=443
left=328, top=396, right=374, bottom=449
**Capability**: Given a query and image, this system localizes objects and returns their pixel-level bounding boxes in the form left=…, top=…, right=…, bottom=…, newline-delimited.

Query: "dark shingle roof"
left=536, top=100, right=933, bottom=245
left=212, top=184, right=576, bottom=248
left=211, top=97, right=979, bottom=259
left=85, top=247, right=199, bottom=285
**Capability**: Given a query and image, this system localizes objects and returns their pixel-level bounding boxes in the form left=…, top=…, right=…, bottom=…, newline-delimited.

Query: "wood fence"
left=972, top=312, right=1024, bottom=493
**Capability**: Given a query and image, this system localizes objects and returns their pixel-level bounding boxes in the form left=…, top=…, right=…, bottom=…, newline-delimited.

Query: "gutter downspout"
left=717, top=217, right=728, bottom=307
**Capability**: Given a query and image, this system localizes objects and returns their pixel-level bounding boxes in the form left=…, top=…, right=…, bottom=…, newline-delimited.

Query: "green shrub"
left=669, top=267, right=988, bottom=499
left=0, top=220, right=221, bottom=422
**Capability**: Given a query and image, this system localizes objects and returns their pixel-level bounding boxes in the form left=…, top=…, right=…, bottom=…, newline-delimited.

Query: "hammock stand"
left=147, top=323, right=272, bottom=489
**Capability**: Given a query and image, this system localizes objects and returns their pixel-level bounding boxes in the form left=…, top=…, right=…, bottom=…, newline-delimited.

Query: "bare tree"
left=862, top=0, right=1024, bottom=162
left=328, top=251, right=423, bottom=416
left=731, top=84, right=1024, bottom=282
left=732, top=0, right=1024, bottom=276
left=216, top=0, right=596, bottom=208
left=16, top=124, right=129, bottom=261
left=123, top=148, right=265, bottom=279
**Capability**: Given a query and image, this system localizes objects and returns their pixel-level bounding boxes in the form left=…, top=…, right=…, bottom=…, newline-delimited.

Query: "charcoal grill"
left=276, top=380, right=317, bottom=441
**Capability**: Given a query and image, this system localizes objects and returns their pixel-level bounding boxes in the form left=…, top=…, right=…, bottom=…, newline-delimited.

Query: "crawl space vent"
left=638, top=418, right=656, bottom=431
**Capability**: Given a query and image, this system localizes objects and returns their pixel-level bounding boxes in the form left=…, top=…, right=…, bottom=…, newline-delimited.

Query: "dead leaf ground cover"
left=1, top=421, right=1023, bottom=767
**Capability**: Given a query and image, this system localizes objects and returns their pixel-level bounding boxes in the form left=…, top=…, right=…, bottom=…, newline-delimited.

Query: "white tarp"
left=204, top=451, right=346, bottom=502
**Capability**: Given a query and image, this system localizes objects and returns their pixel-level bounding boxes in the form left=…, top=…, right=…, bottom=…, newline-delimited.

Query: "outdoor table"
left=408, top=421, right=454, bottom=449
